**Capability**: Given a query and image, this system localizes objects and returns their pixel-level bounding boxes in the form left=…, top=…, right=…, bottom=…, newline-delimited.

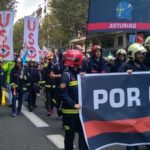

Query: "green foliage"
left=13, top=18, right=23, bottom=53
left=0, top=0, right=18, bottom=10
left=47, top=0, right=88, bottom=48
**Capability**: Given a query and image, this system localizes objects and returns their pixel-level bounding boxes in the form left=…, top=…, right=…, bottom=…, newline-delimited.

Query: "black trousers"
left=63, top=114, right=89, bottom=150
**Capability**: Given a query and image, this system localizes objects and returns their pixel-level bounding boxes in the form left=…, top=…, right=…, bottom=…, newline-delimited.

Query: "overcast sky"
left=15, top=0, right=43, bottom=21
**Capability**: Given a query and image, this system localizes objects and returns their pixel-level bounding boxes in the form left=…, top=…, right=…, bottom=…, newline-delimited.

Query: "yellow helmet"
left=127, top=43, right=147, bottom=60
left=144, top=36, right=150, bottom=47
left=107, top=55, right=115, bottom=63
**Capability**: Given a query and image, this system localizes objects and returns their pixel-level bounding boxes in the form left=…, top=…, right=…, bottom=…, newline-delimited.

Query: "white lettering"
left=127, top=88, right=141, bottom=107
left=110, top=89, right=125, bottom=108
left=93, top=90, right=108, bottom=110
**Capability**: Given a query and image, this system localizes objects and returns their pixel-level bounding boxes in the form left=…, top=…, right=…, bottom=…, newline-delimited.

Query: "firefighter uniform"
left=60, top=49, right=88, bottom=150
left=10, top=59, right=27, bottom=116
left=27, top=61, right=40, bottom=112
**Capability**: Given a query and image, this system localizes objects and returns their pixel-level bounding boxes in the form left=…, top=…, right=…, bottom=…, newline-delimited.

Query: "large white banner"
left=24, top=16, right=40, bottom=62
left=0, top=11, right=14, bottom=60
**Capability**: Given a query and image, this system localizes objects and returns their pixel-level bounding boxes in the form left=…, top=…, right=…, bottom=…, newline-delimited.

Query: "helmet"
left=0, top=57, right=4, bottom=62
left=16, top=58, right=22, bottom=63
left=127, top=43, right=147, bottom=60
left=144, top=36, right=150, bottom=47
left=46, top=52, right=53, bottom=60
left=91, top=45, right=102, bottom=54
left=64, top=49, right=83, bottom=67
left=116, top=49, right=127, bottom=57
left=107, top=55, right=115, bottom=63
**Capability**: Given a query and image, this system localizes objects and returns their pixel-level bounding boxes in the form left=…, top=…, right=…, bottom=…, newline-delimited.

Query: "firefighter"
left=43, top=52, right=59, bottom=116
left=60, top=49, right=88, bottom=150
left=112, top=49, right=127, bottom=72
left=144, top=36, right=150, bottom=69
left=0, top=57, right=6, bottom=105
left=27, top=59, right=40, bottom=112
left=74, top=44, right=90, bottom=73
left=89, top=44, right=109, bottom=73
left=119, top=43, right=148, bottom=150
left=10, top=58, right=27, bottom=117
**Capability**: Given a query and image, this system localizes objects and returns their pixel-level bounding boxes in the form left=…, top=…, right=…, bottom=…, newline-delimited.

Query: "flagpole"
left=85, top=0, right=91, bottom=55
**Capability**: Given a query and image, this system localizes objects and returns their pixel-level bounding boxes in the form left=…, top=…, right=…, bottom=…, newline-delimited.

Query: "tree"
left=49, top=0, right=88, bottom=46
left=39, top=14, right=68, bottom=49
left=13, top=18, right=24, bottom=53
left=0, top=0, right=18, bottom=10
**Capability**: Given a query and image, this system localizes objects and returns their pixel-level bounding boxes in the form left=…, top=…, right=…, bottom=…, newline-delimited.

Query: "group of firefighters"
left=1, top=36, right=150, bottom=150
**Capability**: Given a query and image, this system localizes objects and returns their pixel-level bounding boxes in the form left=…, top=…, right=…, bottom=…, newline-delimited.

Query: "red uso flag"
left=23, top=16, right=40, bottom=62
left=78, top=72, right=150, bottom=150
left=0, top=11, right=15, bottom=60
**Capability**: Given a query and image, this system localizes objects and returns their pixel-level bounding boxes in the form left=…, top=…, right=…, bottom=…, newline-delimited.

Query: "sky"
left=15, top=0, right=43, bottom=21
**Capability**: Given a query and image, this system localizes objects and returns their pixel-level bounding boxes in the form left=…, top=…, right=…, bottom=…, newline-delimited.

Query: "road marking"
left=47, top=134, right=64, bottom=149
left=22, top=105, right=49, bottom=128
left=46, top=134, right=76, bottom=149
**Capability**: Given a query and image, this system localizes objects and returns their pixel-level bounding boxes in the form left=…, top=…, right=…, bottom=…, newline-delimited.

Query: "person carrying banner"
left=0, top=57, right=6, bottom=105
left=119, top=43, right=149, bottom=150
left=60, top=49, right=88, bottom=150
left=89, top=44, right=108, bottom=73
left=27, top=59, right=40, bottom=112
left=144, top=36, right=150, bottom=69
left=10, top=58, right=27, bottom=117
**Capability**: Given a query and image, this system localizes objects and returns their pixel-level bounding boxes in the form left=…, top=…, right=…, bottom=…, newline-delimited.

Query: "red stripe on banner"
left=87, top=23, right=150, bottom=31
left=84, top=117, right=150, bottom=139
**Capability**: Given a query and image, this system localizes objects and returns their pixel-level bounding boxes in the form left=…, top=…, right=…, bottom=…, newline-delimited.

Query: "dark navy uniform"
left=60, top=68, right=88, bottom=150
left=89, top=57, right=108, bottom=73
left=10, top=65, right=27, bottom=116
left=43, top=62, right=57, bottom=115
left=27, top=65, right=40, bottom=111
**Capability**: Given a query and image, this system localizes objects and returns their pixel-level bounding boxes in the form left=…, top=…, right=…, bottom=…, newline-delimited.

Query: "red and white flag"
left=24, top=16, right=40, bottom=62
left=0, top=11, right=15, bottom=60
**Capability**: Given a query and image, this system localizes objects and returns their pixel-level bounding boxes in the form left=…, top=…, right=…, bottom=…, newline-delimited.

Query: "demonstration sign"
left=24, top=16, right=40, bottom=62
left=0, top=11, right=14, bottom=60
left=88, top=0, right=150, bottom=32
left=78, top=72, right=150, bottom=150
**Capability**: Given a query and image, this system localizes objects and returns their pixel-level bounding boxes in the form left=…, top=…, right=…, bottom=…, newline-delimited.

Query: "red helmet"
left=91, top=45, right=102, bottom=54
left=64, top=49, right=83, bottom=67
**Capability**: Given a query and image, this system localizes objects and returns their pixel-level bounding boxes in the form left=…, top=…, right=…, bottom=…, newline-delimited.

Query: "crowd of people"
left=0, top=36, right=150, bottom=150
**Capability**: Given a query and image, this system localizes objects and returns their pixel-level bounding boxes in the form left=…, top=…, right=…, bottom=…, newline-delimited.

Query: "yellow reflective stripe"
left=64, top=125, right=70, bottom=130
left=45, top=85, right=56, bottom=88
left=52, top=85, right=56, bottom=88
left=69, top=81, right=78, bottom=86
left=11, top=83, right=15, bottom=86
left=45, top=85, right=51, bottom=88
left=52, top=99, right=57, bottom=104
left=62, top=109, right=79, bottom=114
left=23, top=88, right=27, bottom=91
left=24, top=76, right=27, bottom=80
